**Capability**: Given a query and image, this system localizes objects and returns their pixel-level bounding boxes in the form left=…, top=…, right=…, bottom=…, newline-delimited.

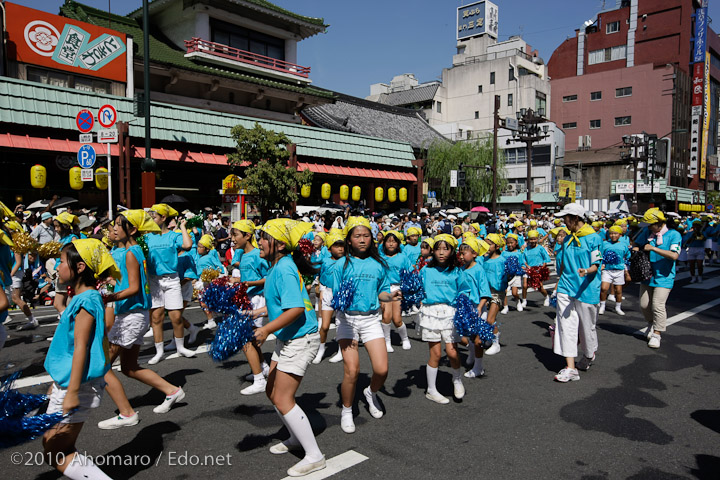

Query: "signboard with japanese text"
left=457, top=1, right=498, bottom=40
left=4, top=2, right=127, bottom=82
left=701, top=51, right=710, bottom=180
left=613, top=181, right=662, bottom=194
left=694, top=3, right=709, bottom=64
left=558, top=180, right=576, bottom=203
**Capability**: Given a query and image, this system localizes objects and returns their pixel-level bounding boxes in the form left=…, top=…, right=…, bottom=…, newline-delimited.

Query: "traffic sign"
left=81, top=168, right=94, bottom=182
left=98, top=129, right=118, bottom=143
left=450, top=170, right=458, bottom=188
left=79, top=133, right=93, bottom=143
left=76, top=109, right=94, bottom=133
left=77, top=144, right=96, bottom=168
left=98, top=104, right=117, bottom=128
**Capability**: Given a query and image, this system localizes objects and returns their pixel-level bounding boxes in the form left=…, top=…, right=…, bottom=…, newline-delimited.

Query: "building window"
left=590, top=91, right=602, bottom=101
left=478, top=85, right=483, bottom=93
left=562, top=122, right=577, bottom=129
left=211, top=19, right=285, bottom=60
left=508, top=67, right=515, bottom=81
left=590, top=119, right=601, bottom=129
left=490, top=72, right=495, bottom=84
left=606, top=21, right=620, bottom=34
left=26, top=66, right=110, bottom=94
left=508, top=93, right=513, bottom=107
left=475, top=111, right=479, bottom=119
left=436, top=101, right=442, bottom=113
left=563, top=94, right=578, bottom=102
left=614, top=116, right=631, bottom=126
left=536, top=92, right=547, bottom=113
left=588, top=45, right=626, bottom=65
left=616, top=86, right=632, bottom=97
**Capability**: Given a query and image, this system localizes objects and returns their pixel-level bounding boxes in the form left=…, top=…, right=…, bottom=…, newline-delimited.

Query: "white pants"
left=554, top=292, right=598, bottom=359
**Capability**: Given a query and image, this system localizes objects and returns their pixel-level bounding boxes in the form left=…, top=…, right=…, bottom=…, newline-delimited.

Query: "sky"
left=10, top=0, right=720, bottom=98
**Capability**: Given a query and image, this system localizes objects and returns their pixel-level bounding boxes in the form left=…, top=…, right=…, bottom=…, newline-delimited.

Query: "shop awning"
left=297, top=162, right=417, bottom=182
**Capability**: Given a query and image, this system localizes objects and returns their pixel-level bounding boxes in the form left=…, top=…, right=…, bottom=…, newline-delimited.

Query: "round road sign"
left=76, top=109, right=94, bottom=133
left=98, top=104, right=117, bottom=128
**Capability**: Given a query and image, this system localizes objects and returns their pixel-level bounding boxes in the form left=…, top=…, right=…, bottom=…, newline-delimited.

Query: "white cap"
left=554, top=203, right=588, bottom=218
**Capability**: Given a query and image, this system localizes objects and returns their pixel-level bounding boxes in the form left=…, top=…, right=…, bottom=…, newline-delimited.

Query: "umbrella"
left=446, top=207, right=463, bottom=214
left=27, top=199, right=50, bottom=210
left=458, top=212, right=469, bottom=218
left=53, top=197, right=78, bottom=208
left=471, top=206, right=490, bottom=213
left=161, top=194, right=189, bottom=204
left=394, top=208, right=412, bottom=215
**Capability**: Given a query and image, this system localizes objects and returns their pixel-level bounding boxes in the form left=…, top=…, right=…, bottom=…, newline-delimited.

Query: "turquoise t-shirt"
left=311, top=246, right=329, bottom=264
left=403, top=243, right=422, bottom=265
left=601, top=240, right=630, bottom=271
left=55, top=234, right=79, bottom=266
left=382, top=251, right=412, bottom=285
left=523, top=245, right=551, bottom=267
left=240, top=248, right=269, bottom=297
left=421, top=265, right=469, bottom=306
left=557, top=231, right=603, bottom=304
left=0, top=244, right=13, bottom=288
left=319, top=256, right=340, bottom=289
left=332, top=256, right=390, bottom=313
left=501, top=248, right=523, bottom=267
left=482, top=255, right=507, bottom=292
left=477, top=224, right=488, bottom=238
left=464, top=263, right=491, bottom=305
left=197, top=249, right=226, bottom=275
left=146, top=231, right=184, bottom=276
left=112, top=245, right=151, bottom=314
left=265, top=255, right=317, bottom=342
left=637, top=229, right=681, bottom=289
left=231, top=248, right=244, bottom=267
left=554, top=242, right=564, bottom=272
left=177, top=247, right=199, bottom=280
left=44, top=290, right=110, bottom=387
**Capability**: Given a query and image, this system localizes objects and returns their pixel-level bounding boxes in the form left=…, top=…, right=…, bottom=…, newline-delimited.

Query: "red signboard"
left=692, top=62, right=704, bottom=107
left=76, top=109, right=94, bottom=133
left=4, top=2, right=127, bottom=83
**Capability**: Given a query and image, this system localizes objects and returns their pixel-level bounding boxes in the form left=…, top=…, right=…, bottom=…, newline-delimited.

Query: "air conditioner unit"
left=505, top=183, right=517, bottom=193
left=584, top=135, right=592, bottom=149
left=534, top=186, right=543, bottom=193
left=578, top=136, right=584, bottom=150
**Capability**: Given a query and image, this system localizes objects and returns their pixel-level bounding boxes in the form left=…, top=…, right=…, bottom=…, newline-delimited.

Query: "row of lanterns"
left=30, top=164, right=108, bottom=191
left=302, top=183, right=407, bottom=203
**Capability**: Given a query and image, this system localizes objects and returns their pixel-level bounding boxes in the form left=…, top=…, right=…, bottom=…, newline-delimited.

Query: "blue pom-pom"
left=549, top=294, right=558, bottom=308
left=453, top=294, right=496, bottom=342
left=504, top=256, right=524, bottom=276
left=209, top=311, right=254, bottom=362
left=603, top=251, right=620, bottom=265
left=399, top=268, right=424, bottom=312
left=200, top=279, right=249, bottom=315
left=331, top=278, right=355, bottom=312
left=0, top=372, right=47, bottom=419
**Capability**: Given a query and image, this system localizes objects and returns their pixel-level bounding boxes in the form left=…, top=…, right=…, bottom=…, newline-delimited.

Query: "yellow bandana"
left=232, top=220, right=258, bottom=248
left=385, top=230, right=405, bottom=244
left=0, top=201, right=17, bottom=222
left=462, top=231, right=476, bottom=239
left=549, top=227, right=569, bottom=238
left=568, top=224, right=596, bottom=246
left=553, top=218, right=563, bottom=226
left=513, top=221, right=524, bottom=229
left=0, top=230, right=13, bottom=247
left=344, top=216, right=371, bottom=236
left=55, top=211, right=79, bottom=226
left=527, top=230, right=540, bottom=239
left=529, top=220, right=537, bottom=226
left=608, top=225, right=623, bottom=234
left=121, top=209, right=161, bottom=233
left=325, top=232, right=345, bottom=248
left=406, top=226, right=422, bottom=237
left=469, top=223, right=481, bottom=233
left=71, top=238, right=121, bottom=279
left=198, top=234, right=215, bottom=250
left=614, top=218, right=627, bottom=226
left=486, top=233, right=505, bottom=248
left=422, top=237, right=435, bottom=249
left=262, top=219, right=312, bottom=250
left=464, top=237, right=490, bottom=256
left=150, top=204, right=179, bottom=218
left=642, top=208, right=666, bottom=225
left=506, top=233, right=519, bottom=242
left=434, top=233, right=458, bottom=250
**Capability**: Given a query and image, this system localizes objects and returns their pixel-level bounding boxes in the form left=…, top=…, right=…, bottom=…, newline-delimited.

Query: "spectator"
left=216, top=217, right=231, bottom=257
left=31, top=212, right=57, bottom=244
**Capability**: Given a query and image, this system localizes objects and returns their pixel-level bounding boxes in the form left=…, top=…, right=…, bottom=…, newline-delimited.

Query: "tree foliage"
left=227, top=122, right=313, bottom=214
left=426, top=135, right=507, bottom=205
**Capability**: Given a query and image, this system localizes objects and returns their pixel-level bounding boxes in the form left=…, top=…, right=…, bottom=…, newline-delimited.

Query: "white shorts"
left=251, top=295, right=266, bottom=328
left=11, top=271, right=23, bottom=290
left=108, top=310, right=150, bottom=347
left=418, top=304, right=459, bottom=343
left=335, top=311, right=384, bottom=343
left=507, top=275, right=524, bottom=290
left=271, top=332, right=321, bottom=377
left=390, top=284, right=401, bottom=294
left=687, top=247, right=705, bottom=261
left=601, top=269, right=625, bottom=286
left=150, top=274, right=184, bottom=310
left=553, top=292, right=598, bottom=359
left=47, top=378, right=105, bottom=424
left=319, top=284, right=333, bottom=311
left=181, top=280, right=194, bottom=303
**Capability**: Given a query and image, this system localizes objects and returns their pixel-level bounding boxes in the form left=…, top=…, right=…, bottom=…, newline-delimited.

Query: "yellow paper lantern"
left=321, top=183, right=331, bottom=200
left=301, top=185, right=311, bottom=198
left=399, top=187, right=408, bottom=203
left=375, top=187, right=384, bottom=203
left=388, top=187, right=397, bottom=203
left=30, top=164, right=46, bottom=189
left=69, top=166, right=83, bottom=190
left=352, top=185, right=361, bottom=202
left=339, top=184, right=349, bottom=201
left=222, top=174, right=240, bottom=193
left=95, top=167, right=108, bottom=190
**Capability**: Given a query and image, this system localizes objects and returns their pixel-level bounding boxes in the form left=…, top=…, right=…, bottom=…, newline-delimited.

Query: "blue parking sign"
left=77, top=144, right=96, bottom=168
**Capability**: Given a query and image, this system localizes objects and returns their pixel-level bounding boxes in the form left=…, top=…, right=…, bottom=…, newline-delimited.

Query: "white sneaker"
left=648, top=333, right=661, bottom=349
left=203, top=319, right=217, bottom=330
left=187, top=324, right=200, bottom=344
left=18, top=319, right=39, bottom=331
left=241, top=380, right=267, bottom=395
left=453, top=380, right=465, bottom=399
left=177, top=347, right=196, bottom=358
left=643, top=325, right=653, bottom=339
left=500, top=306, right=509, bottom=315
left=522, top=299, right=527, bottom=308
left=287, top=457, right=326, bottom=477
left=402, top=339, right=412, bottom=350
left=425, top=391, right=450, bottom=404
left=485, top=341, right=501, bottom=355
left=554, top=368, right=580, bottom=383
left=598, top=304, right=605, bottom=315
left=312, top=350, right=324, bottom=365
left=543, top=296, right=550, bottom=307
left=464, top=368, right=485, bottom=378
left=385, top=342, right=394, bottom=353
left=517, top=302, right=524, bottom=312
left=363, top=387, right=383, bottom=419
left=269, top=441, right=301, bottom=455
left=607, top=294, right=616, bottom=302
left=143, top=327, right=154, bottom=338
left=615, top=306, right=625, bottom=316
left=341, top=412, right=355, bottom=433
left=690, top=276, right=697, bottom=284
left=153, top=388, right=185, bottom=413
left=98, top=412, right=139, bottom=429
left=329, top=350, right=344, bottom=363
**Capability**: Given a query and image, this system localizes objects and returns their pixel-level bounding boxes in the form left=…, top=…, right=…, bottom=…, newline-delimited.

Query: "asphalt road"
left=2, top=267, right=719, bottom=480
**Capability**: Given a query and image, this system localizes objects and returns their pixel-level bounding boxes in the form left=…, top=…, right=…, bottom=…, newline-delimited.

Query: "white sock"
left=274, top=406, right=298, bottom=445
left=426, top=365, right=438, bottom=394
left=341, top=405, right=353, bottom=416
left=316, top=343, right=326, bottom=357
left=452, top=367, right=463, bottom=382
left=616, top=302, right=622, bottom=309
left=283, top=404, right=323, bottom=463
left=262, top=362, right=270, bottom=375
left=174, top=336, right=186, bottom=351
left=396, top=323, right=409, bottom=341
left=600, top=301, right=606, bottom=308
left=29, top=314, right=37, bottom=323
left=154, top=342, right=164, bottom=355
left=382, top=323, right=391, bottom=343
left=64, top=454, right=112, bottom=480
left=253, top=373, right=265, bottom=384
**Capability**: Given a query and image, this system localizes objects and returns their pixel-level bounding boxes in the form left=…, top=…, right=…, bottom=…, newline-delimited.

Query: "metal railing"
left=184, top=38, right=311, bottom=78
left=453, top=48, right=536, bottom=67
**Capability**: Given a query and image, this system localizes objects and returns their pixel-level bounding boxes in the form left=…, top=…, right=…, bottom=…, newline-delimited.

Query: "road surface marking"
left=633, top=297, right=720, bottom=336
left=280, top=450, right=368, bottom=480
left=683, top=276, right=720, bottom=290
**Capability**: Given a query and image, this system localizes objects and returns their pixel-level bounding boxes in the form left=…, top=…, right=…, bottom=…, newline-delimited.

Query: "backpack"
left=628, top=250, right=653, bottom=283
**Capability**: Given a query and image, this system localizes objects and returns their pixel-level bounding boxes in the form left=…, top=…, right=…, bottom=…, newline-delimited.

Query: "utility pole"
left=492, top=95, right=500, bottom=214
left=513, top=108, right=549, bottom=213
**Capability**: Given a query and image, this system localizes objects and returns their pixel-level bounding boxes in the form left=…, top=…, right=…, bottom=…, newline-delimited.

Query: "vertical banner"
left=701, top=51, right=711, bottom=180
left=690, top=3, right=708, bottom=177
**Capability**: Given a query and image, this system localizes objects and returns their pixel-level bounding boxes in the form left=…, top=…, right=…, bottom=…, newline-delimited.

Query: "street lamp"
left=512, top=108, right=549, bottom=212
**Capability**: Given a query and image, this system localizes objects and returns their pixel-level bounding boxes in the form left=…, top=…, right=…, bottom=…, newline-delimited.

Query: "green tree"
left=227, top=123, right=313, bottom=217
left=426, top=135, right=507, bottom=205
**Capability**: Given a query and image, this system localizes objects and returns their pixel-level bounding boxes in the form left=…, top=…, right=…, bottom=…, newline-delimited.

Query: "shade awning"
left=297, top=162, right=417, bottom=182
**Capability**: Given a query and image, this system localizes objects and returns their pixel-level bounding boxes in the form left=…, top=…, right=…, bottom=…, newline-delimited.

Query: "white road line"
left=675, top=266, right=718, bottom=281
left=633, top=297, right=720, bottom=336
left=683, top=276, right=720, bottom=289
left=280, top=450, right=368, bottom=480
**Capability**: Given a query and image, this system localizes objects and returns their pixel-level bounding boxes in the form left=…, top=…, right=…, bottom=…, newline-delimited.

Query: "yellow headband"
left=71, top=238, right=121, bottom=280
left=462, top=231, right=476, bottom=239
left=150, top=204, right=179, bottom=218
left=464, top=237, right=490, bottom=256
left=434, top=233, right=458, bottom=250
left=325, top=232, right=345, bottom=248
left=549, top=227, right=569, bottom=238
left=486, top=233, right=505, bottom=248
left=313, top=231, right=327, bottom=242
left=198, top=234, right=215, bottom=250
left=55, top=211, right=79, bottom=226
left=614, top=218, right=627, bottom=226
left=422, top=237, right=435, bottom=249
left=642, top=208, right=666, bottom=224
left=609, top=226, right=623, bottom=234
left=384, top=230, right=405, bottom=244
left=553, top=218, right=563, bottom=225
left=121, top=209, right=161, bottom=233
left=529, top=220, right=537, bottom=226
left=406, top=226, right=422, bottom=237
left=344, top=216, right=371, bottom=236
left=232, top=220, right=258, bottom=248
left=527, top=230, right=540, bottom=239
left=469, top=222, right=481, bottom=233
left=513, top=221, right=523, bottom=228
left=506, top=233, right=519, bottom=242
left=262, top=219, right=312, bottom=251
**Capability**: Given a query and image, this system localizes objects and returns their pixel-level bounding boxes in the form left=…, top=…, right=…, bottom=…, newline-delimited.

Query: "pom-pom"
left=504, top=256, right=524, bottom=276
left=37, top=241, right=62, bottom=259
left=331, top=278, right=355, bottom=312
left=10, top=232, right=38, bottom=255
left=199, top=278, right=250, bottom=314
left=0, top=373, right=47, bottom=419
left=209, top=311, right=254, bottom=362
left=526, top=265, right=550, bottom=290
left=415, top=256, right=427, bottom=271
left=297, top=238, right=315, bottom=257
left=603, top=250, right=620, bottom=265
left=200, top=268, right=221, bottom=283
left=399, top=268, right=424, bottom=312
left=453, top=294, right=496, bottom=342
left=186, top=215, right=204, bottom=230
left=549, top=294, right=558, bottom=308
left=136, top=234, right=149, bottom=257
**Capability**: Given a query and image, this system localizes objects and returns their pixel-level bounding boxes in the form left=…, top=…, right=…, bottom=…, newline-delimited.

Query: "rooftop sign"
left=457, top=1, right=498, bottom=41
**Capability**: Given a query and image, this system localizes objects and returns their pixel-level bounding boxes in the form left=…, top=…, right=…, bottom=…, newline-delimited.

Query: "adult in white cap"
left=552, top=203, right=603, bottom=383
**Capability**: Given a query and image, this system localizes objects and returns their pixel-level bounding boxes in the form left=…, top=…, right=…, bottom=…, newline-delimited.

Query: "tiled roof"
left=0, top=77, right=414, bottom=168
left=373, top=84, right=440, bottom=107
left=302, top=93, right=448, bottom=150
left=59, top=1, right=334, bottom=99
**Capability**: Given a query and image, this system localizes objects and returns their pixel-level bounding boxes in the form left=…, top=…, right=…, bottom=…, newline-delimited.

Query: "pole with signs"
left=98, top=104, right=117, bottom=219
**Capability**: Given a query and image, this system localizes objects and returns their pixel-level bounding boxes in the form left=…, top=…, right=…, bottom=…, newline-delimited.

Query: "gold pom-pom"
left=10, top=232, right=39, bottom=255
left=101, top=228, right=112, bottom=248
left=200, top=268, right=220, bottom=283
left=38, top=241, right=63, bottom=259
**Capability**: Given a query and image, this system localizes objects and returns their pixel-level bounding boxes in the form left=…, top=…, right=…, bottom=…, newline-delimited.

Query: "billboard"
left=4, top=2, right=127, bottom=82
left=558, top=180, right=576, bottom=203
left=693, top=3, right=709, bottom=64
left=457, top=1, right=498, bottom=40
